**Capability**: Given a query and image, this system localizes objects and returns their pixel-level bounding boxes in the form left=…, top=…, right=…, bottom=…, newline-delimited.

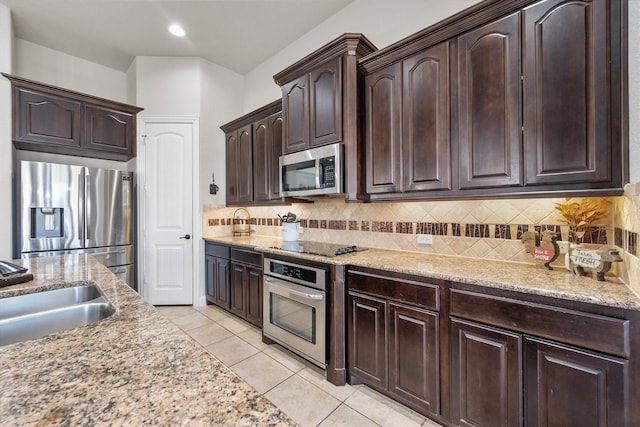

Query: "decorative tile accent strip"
left=349, top=220, right=359, bottom=231
left=416, top=222, right=448, bottom=235
left=372, top=221, right=393, bottom=233
left=320, top=220, right=327, bottom=229
left=329, top=220, right=347, bottom=230
left=465, top=224, right=489, bottom=238
left=395, top=222, right=413, bottom=234
left=495, top=224, right=511, bottom=239
left=516, top=225, right=529, bottom=239
left=361, top=221, right=370, bottom=232
left=208, top=219, right=218, bottom=226
left=615, top=227, right=624, bottom=248
left=308, top=220, right=319, bottom=229
left=629, top=231, right=638, bottom=257
left=300, top=219, right=308, bottom=228
left=451, top=223, right=461, bottom=237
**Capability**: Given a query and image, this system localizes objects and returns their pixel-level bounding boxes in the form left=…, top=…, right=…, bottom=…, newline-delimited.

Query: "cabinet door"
left=523, top=0, right=610, bottom=186
left=458, top=12, right=522, bottom=189
left=15, top=88, right=82, bottom=148
left=253, top=112, right=283, bottom=202
left=348, top=292, right=387, bottom=390
left=230, top=262, right=246, bottom=317
left=389, top=302, right=440, bottom=416
left=365, top=63, right=403, bottom=194
left=525, top=337, right=627, bottom=427
left=310, top=57, right=342, bottom=147
left=214, top=258, right=230, bottom=309
left=245, top=265, right=263, bottom=327
left=205, top=254, right=215, bottom=303
left=402, top=42, right=451, bottom=192
left=450, top=318, right=523, bottom=427
left=84, top=104, right=135, bottom=156
left=236, top=124, right=253, bottom=203
left=282, top=74, right=310, bottom=153
left=252, top=118, right=270, bottom=202
left=225, top=131, right=239, bottom=204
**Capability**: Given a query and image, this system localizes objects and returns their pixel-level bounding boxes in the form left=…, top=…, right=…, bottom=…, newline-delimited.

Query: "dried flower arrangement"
left=553, top=198, right=610, bottom=244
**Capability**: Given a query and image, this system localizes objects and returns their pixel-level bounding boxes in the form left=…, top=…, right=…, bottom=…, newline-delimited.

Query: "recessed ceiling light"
left=168, top=24, right=185, bottom=37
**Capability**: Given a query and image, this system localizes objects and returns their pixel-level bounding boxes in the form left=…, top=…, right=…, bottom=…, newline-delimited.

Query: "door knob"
left=180, top=234, right=191, bottom=240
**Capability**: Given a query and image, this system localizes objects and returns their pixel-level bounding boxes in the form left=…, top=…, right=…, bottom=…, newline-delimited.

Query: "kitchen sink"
left=0, top=285, right=104, bottom=319
left=0, top=285, right=115, bottom=347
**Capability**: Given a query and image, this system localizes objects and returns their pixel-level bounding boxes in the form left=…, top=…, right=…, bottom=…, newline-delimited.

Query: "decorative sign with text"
left=568, top=247, right=623, bottom=281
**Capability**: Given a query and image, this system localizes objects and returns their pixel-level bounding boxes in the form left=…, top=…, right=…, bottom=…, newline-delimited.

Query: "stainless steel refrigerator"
left=15, top=160, right=135, bottom=288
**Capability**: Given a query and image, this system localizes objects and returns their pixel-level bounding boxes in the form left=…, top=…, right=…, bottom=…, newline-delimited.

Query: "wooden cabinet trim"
left=450, top=288, right=630, bottom=357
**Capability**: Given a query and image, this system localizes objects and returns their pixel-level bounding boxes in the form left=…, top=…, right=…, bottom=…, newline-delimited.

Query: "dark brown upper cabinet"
left=359, top=0, right=627, bottom=200
left=522, top=0, right=615, bottom=187
left=274, top=33, right=377, bottom=202
left=457, top=12, right=522, bottom=190
left=3, top=73, right=142, bottom=162
left=364, top=42, right=452, bottom=200
left=221, top=100, right=289, bottom=207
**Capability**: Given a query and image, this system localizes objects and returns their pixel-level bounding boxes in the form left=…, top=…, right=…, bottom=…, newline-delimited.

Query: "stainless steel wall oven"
left=263, top=257, right=328, bottom=368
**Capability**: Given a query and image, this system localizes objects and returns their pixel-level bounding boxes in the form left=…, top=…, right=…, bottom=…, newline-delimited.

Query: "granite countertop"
left=205, top=235, right=640, bottom=311
left=0, top=254, right=296, bottom=426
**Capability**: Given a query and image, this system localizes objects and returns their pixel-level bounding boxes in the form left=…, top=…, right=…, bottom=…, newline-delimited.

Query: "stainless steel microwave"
left=279, top=143, right=343, bottom=197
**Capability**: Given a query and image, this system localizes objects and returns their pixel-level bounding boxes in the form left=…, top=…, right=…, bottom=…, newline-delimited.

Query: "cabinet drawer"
left=231, top=248, right=261, bottom=267
left=205, top=242, right=229, bottom=258
left=348, top=270, right=439, bottom=311
left=450, top=289, right=630, bottom=357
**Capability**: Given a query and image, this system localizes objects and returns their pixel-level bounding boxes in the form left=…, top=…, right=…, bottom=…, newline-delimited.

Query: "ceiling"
left=0, top=0, right=354, bottom=74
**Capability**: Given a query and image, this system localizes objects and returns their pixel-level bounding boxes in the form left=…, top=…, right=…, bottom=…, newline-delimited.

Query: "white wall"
left=14, top=39, right=127, bottom=103
left=242, top=0, right=479, bottom=112
left=199, top=58, right=244, bottom=206
left=0, top=4, right=14, bottom=260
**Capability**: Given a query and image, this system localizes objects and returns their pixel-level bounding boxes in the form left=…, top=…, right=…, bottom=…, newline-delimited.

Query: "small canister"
left=282, top=222, right=300, bottom=242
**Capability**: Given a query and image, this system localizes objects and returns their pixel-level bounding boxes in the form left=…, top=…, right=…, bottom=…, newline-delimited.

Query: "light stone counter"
left=205, top=236, right=640, bottom=311
left=0, top=254, right=296, bottom=426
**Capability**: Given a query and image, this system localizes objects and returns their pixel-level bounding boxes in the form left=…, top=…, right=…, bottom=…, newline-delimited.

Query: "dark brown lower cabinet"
left=348, top=292, right=387, bottom=390
left=347, top=268, right=442, bottom=419
left=204, top=242, right=262, bottom=327
left=450, top=318, right=523, bottom=427
left=525, top=337, right=627, bottom=427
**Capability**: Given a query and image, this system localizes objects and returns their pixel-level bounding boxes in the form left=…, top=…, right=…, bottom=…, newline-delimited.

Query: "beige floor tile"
left=185, top=322, right=233, bottom=347
left=231, top=352, right=294, bottom=394
left=237, top=327, right=270, bottom=351
left=194, top=305, right=231, bottom=321
left=217, top=315, right=251, bottom=334
left=205, top=335, right=260, bottom=367
left=265, top=375, right=341, bottom=427
left=262, top=344, right=311, bottom=373
left=155, top=305, right=196, bottom=320
left=297, top=366, right=358, bottom=402
left=319, top=404, right=380, bottom=427
left=422, top=418, right=443, bottom=426
left=169, top=311, right=213, bottom=331
left=345, top=387, right=426, bottom=427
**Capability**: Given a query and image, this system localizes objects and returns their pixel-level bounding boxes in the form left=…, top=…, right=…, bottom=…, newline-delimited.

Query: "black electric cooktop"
left=271, top=241, right=366, bottom=257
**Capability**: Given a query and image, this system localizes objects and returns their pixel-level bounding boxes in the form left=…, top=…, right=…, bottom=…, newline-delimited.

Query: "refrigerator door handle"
left=84, top=174, right=90, bottom=241
left=78, top=172, right=85, bottom=243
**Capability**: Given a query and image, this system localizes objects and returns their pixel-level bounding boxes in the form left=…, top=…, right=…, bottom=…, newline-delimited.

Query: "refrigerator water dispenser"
left=30, top=208, right=64, bottom=239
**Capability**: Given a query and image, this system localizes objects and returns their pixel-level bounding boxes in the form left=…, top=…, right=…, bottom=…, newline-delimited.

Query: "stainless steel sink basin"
left=0, top=285, right=104, bottom=319
left=0, top=285, right=115, bottom=347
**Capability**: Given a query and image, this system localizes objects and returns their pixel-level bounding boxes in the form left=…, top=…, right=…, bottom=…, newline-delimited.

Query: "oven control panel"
left=264, top=258, right=327, bottom=291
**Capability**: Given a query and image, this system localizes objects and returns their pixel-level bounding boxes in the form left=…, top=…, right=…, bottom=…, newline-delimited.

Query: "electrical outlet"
left=417, top=234, right=433, bottom=245
left=249, top=225, right=256, bottom=231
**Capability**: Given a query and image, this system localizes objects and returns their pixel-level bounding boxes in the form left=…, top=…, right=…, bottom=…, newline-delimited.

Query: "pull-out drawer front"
left=231, top=248, right=262, bottom=267
left=450, top=289, right=630, bottom=358
left=348, top=270, right=440, bottom=311
left=205, top=242, right=230, bottom=258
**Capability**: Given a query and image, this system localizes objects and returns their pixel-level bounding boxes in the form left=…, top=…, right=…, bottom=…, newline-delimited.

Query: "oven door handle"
left=265, top=277, right=324, bottom=301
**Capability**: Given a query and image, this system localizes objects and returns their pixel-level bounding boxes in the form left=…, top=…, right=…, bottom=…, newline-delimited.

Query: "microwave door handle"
left=315, top=158, right=321, bottom=189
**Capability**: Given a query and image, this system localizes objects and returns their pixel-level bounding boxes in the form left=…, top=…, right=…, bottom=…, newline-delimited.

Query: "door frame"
left=137, top=116, right=202, bottom=305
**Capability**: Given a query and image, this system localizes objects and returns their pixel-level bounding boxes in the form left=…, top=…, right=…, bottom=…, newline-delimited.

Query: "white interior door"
left=139, top=118, right=198, bottom=305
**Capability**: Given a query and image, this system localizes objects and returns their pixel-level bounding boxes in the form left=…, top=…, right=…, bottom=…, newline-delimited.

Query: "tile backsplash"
left=204, top=190, right=638, bottom=292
